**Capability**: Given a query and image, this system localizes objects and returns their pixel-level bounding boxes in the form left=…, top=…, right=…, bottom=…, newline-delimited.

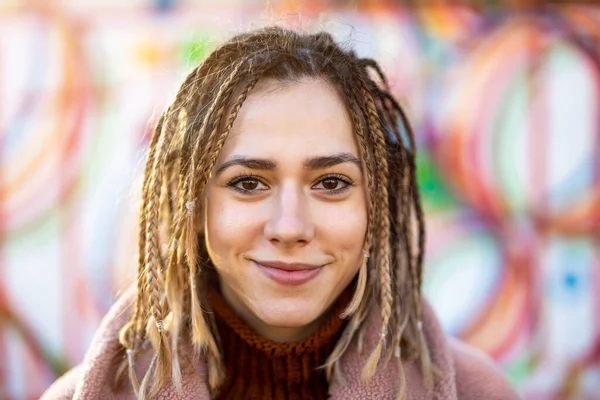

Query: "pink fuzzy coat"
left=41, top=288, right=520, bottom=399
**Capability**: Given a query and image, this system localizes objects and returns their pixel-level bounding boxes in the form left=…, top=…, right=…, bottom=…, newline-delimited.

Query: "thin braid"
left=365, top=77, right=419, bottom=400
left=381, top=98, right=425, bottom=295
left=370, top=75, right=432, bottom=387
left=377, top=90, right=410, bottom=339
left=339, top=90, right=374, bottom=319
left=364, top=77, right=424, bottom=321
left=392, top=130, right=415, bottom=356
left=133, top=114, right=168, bottom=342
left=161, top=108, right=190, bottom=392
left=147, top=105, right=200, bottom=394
left=368, top=81, right=412, bottom=345
left=166, top=105, right=198, bottom=336
left=133, top=67, right=205, bottom=356
left=139, top=106, right=181, bottom=398
left=116, top=112, right=168, bottom=392
left=381, top=90, right=426, bottom=313
left=164, top=116, right=220, bottom=392
left=360, top=82, right=394, bottom=380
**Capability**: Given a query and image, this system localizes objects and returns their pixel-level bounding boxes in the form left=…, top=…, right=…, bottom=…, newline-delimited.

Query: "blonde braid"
left=138, top=106, right=181, bottom=398
left=155, top=115, right=200, bottom=392
left=366, top=72, right=434, bottom=390
left=340, top=94, right=374, bottom=320
left=116, top=112, right=169, bottom=392
left=372, top=85, right=412, bottom=357
left=129, top=62, right=252, bottom=395
left=377, top=87, right=428, bottom=326
left=162, top=109, right=190, bottom=392
left=121, top=65, right=206, bottom=378
left=360, top=84, right=394, bottom=381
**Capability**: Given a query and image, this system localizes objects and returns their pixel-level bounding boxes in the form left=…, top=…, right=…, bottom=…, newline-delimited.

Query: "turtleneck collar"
left=208, top=288, right=351, bottom=400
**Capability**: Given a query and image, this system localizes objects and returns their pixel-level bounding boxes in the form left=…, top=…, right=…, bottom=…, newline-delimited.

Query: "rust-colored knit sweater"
left=209, top=291, right=350, bottom=400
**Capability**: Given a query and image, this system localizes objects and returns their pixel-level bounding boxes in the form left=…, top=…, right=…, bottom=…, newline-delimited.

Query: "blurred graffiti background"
left=1, top=0, right=599, bottom=399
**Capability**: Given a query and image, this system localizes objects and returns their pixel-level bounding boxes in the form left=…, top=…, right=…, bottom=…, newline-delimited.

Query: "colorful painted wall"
left=1, top=1, right=599, bottom=399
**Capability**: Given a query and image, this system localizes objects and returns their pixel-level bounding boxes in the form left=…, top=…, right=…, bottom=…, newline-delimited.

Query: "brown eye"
left=313, top=175, right=353, bottom=194
left=241, top=180, right=259, bottom=190
left=227, top=176, right=267, bottom=194
left=322, top=179, right=339, bottom=190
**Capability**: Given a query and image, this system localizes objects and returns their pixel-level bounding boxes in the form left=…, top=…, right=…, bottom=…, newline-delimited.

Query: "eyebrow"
left=214, top=152, right=362, bottom=176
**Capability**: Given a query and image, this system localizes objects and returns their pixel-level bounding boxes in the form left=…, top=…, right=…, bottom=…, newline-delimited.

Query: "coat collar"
left=74, top=287, right=457, bottom=400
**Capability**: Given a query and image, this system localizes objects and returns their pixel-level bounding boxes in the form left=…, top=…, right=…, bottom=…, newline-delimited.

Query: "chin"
left=254, top=296, right=323, bottom=328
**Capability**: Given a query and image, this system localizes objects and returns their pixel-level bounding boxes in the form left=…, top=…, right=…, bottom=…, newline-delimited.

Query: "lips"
left=253, top=260, right=324, bottom=286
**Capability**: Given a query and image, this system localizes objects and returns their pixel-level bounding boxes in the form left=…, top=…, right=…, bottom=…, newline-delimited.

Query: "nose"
left=264, top=183, right=315, bottom=247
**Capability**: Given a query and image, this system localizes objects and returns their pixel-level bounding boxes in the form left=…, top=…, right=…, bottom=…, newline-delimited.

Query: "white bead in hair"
left=394, top=345, right=401, bottom=358
left=156, top=320, right=165, bottom=332
left=417, top=320, right=423, bottom=331
left=185, top=200, right=195, bottom=216
left=362, top=249, right=370, bottom=259
left=126, top=348, right=135, bottom=363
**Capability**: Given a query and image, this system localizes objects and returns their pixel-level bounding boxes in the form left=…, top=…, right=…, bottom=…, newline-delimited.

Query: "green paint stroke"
left=504, top=354, right=534, bottom=388
left=181, top=33, right=216, bottom=66
left=416, top=150, right=458, bottom=211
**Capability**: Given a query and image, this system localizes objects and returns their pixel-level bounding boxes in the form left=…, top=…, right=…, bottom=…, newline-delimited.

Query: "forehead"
left=219, top=77, right=359, bottom=160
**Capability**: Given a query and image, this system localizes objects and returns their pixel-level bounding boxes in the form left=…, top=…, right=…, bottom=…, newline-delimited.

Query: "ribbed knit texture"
left=209, top=290, right=351, bottom=400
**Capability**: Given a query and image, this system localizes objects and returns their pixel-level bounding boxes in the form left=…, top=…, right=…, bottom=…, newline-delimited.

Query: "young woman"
left=42, top=27, right=519, bottom=400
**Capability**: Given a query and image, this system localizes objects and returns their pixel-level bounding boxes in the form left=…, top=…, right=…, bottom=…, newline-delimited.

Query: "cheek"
left=314, top=200, right=368, bottom=256
left=205, top=194, right=262, bottom=267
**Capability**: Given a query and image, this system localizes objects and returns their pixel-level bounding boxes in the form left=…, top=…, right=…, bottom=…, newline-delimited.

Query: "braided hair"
left=116, top=26, right=434, bottom=400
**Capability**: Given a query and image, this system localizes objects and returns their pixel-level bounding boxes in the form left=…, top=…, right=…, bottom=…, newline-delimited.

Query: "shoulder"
left=41, top=286, right=137, bottom=400
left=40, top=365, right=83, bottom=400
left=448, top=338, right=521, bottom=400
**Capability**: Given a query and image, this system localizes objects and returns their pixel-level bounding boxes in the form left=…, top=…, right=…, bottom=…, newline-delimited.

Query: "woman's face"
left=203, top=77, right=367, bottom=342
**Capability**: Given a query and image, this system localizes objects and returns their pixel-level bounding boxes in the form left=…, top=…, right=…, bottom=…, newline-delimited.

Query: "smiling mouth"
left=252, top=261, right=324, bottom=286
